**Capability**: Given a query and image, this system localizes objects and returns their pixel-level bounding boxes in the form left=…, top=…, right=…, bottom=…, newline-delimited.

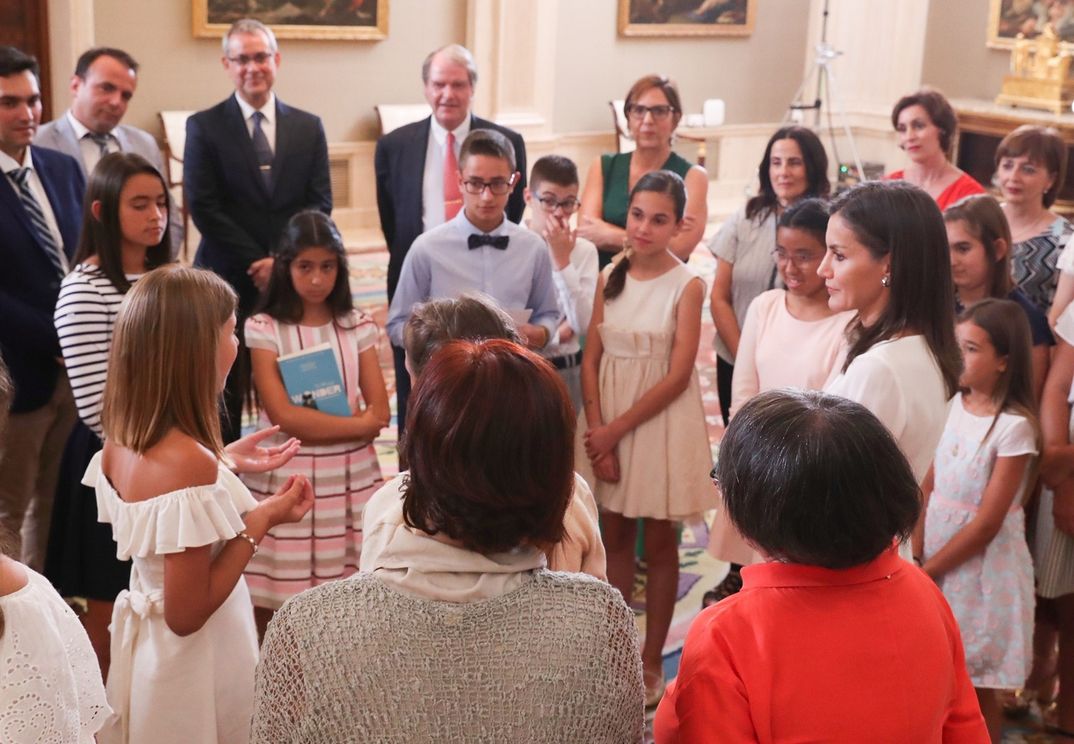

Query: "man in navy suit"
left=374, top=44, right=527, bottom=428
left=0, top=47, right=84, bottom=569
left=184, top=18, right=331, bottom=439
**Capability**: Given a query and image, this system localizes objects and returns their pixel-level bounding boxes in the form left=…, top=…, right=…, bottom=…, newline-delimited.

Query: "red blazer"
left=654, top=547, right=988, bottom=743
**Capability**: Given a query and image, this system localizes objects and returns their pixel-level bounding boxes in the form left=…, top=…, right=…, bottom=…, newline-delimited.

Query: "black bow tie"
left=468, top=233, right=509, bottom=250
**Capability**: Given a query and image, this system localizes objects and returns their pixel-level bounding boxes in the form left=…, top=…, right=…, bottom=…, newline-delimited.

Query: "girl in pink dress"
left=243, top=211, right=390, bottom=635
left=922, top=298, right=1039, bottom=742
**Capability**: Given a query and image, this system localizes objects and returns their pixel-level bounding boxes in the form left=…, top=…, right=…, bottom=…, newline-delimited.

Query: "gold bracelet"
left=237, top=531, right=259, bottom=554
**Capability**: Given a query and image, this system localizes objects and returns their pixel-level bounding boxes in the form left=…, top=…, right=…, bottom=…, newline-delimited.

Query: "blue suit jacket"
left=184, top=95, right=332, bottom=313
left=374, top=115, right=527, bottom=301
left=0, top=146, right=85, bottom=412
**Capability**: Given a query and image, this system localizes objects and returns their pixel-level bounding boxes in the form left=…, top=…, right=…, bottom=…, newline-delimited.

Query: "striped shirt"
left=53, top=264, right=138, bottom=437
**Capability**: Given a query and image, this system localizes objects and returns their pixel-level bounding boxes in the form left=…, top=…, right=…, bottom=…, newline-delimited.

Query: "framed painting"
left=988, top=0, right=1074, bottom=49
left=618, top=0, right=755, bottom=38
left=193, top=0, right=388, bottom=41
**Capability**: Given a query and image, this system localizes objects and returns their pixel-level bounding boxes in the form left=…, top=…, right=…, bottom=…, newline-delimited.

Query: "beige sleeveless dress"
left=576, top=263, right=717, bottom=521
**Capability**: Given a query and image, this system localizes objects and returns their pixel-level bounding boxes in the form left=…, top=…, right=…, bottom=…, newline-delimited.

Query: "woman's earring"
left=881, top=275, right=891, bottom=288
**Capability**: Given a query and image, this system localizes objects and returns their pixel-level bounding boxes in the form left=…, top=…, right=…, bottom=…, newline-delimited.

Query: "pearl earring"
left=881, top=275, right=891, bottom=287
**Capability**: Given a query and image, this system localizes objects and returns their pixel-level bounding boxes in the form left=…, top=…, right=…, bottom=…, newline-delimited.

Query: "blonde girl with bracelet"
left=89, top=266, right=313, bottom=744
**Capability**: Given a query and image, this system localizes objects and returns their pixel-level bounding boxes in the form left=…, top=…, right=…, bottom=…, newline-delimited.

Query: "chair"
left=158, top=110, right=195, bottom=261
left=374, top=104, right=432, bottom=137
left=609, top=99, right=635, bottom=154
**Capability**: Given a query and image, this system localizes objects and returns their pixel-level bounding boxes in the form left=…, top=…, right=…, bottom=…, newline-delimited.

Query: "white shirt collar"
left=0, top=147, right=32, bottom=174
left=452, top=206, right=509, bottom=236
left=430, top=114, right=471, bottom=147
left=65, top=110, right=94, bottom=141
left=234, top=92, right=276, bottom=124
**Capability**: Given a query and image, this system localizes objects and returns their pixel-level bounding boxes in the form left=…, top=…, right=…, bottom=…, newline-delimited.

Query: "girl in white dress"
left=91, top=266, right=313, bottom=744
left=577, top=170, right=717, bottom=707
left=0, top=360, right=110, bottom=743
left=922, top=299, right=1039, bottom=742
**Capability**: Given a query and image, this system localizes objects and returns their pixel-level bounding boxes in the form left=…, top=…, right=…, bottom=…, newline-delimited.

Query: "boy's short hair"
left=403, top=293, right=522, bottom=379
left=459, top=129, right=516, bottom=172
left=529, top=155, right=579, bottom=191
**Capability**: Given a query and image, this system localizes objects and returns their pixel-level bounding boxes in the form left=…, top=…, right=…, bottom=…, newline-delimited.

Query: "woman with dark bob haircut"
left=252, top=339, right=644, bottom=742
left=655, top=389, right=988, bottom=742
left=887, top=87, right=985, bottom=209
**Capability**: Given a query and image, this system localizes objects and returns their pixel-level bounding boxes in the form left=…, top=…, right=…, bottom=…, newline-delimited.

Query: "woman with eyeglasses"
left=703, top=199, right=853, bottom=607
left=709, top=126, right=830, bottom=426
left=578, top=74, right=708, bottom=268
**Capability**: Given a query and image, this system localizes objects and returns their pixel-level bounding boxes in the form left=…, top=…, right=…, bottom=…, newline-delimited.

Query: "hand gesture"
left=542, top=214, right=576, bottom=269
left=518, top=323, right=549, bottom=350
left=593, top=452, right=621, bottom=483
left=258, top=474, right=315, bottom=528
left=248, top=257, right=275, bottom=293
left=584, top=423, right=620, bottom=462
left=226, top=425, right=301, bottom=474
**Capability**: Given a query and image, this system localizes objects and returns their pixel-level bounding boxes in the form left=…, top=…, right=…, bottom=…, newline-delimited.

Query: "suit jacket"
left=0, top=147, right=85, bottom=412
left=184, top=95, right=332, bottom=313
left=34, top=111, right=184, bottom=252
left=374, top=115, right=527, bottom=301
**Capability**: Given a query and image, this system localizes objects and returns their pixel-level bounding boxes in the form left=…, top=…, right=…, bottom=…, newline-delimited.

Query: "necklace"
left=1011, top=210, right=1052, bottom=243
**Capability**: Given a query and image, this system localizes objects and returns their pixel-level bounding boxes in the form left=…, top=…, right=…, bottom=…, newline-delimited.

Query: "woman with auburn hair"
left=990, top=125, right=1072, bottom=318
left=820, top=181, right=960, bottom=541
left=91, top=266, right=312, bottom=744
left=578, top=74, right=708, bottom=267
left=887, top=87, right=985, bottom=209
left=708, top=125, right=830, bottom=424
left=253, top=339, right=644, bottom=742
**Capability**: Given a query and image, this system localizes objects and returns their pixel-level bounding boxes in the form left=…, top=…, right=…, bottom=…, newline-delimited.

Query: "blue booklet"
left=276, top=343, right=351, bottom=417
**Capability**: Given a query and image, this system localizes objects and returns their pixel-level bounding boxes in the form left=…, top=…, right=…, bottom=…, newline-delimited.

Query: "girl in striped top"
left=48, top=152, right=172, bottom=677
left=243, top=210, right=389, bottom=636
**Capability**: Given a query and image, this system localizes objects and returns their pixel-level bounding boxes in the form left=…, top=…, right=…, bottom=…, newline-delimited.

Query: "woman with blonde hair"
left=91, top=266, right=312, bottom=744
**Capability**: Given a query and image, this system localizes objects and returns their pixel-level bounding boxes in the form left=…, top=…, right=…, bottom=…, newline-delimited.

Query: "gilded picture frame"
left=193, top=0, right=388, bottom=42
left=988, top=0, right=1074, bottom=49
left=618, top=0, right=755, bottom=38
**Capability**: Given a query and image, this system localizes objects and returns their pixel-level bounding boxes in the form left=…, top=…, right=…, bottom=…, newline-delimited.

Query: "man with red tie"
left=374, top=44, right=527, bottom=428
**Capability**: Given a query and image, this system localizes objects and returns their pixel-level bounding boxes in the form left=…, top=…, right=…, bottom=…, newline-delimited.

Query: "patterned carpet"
left=346, top=242, right=1057, bottom=742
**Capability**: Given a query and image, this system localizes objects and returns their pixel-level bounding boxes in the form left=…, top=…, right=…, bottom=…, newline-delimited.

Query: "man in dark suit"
left=184, top=18, right=331, bottom=439
left=374, top=43, right=527, bottom=428
left=0, top=47, right=84, bottom=570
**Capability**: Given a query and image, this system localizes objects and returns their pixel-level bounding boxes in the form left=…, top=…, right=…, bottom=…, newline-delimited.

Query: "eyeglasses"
left=461, top=175, right=517, bottom=195
left=536, top=194, right=581, bottom=213
left=227, top=52, right=273, bottom=66
left=771, top=248, right=822, bottom=268
left=625, top=104, right=677, bottom=121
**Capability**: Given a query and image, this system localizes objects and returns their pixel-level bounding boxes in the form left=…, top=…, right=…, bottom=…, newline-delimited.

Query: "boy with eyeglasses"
left=523, top=155, right=598, bottom=411
left=387, top=130, right=560, bottom=427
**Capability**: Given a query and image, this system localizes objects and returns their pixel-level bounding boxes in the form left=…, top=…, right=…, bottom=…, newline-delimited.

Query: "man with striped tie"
left=0, top=46, right=84, bottom=570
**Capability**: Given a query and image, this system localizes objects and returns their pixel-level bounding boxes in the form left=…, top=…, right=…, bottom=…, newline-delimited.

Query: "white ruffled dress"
left=84, top=451, right=260, bottom=744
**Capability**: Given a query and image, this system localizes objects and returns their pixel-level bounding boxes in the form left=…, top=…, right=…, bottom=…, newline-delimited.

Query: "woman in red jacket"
left=655, top=389, right=988, bottom=743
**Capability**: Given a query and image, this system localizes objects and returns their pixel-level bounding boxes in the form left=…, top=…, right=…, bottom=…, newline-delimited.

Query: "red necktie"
left=444, top=131, right=462, bottom=220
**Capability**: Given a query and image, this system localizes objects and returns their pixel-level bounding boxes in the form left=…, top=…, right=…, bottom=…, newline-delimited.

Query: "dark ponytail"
left=604, top=170, right=686, bottom=301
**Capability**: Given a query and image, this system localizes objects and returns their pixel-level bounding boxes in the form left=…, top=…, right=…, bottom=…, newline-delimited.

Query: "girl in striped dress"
left=48, top=152, right=172, bottom=677
left=243, top=210, right=389, bottom=634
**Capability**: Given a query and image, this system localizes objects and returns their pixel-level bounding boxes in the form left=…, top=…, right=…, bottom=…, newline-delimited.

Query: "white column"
left=47, top=0, right=96, bottom=114
left=466, top=0, right=558, bottom=139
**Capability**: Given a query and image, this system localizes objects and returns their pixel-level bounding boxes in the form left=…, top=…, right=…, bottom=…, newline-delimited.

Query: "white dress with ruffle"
left=84, top=451, right=259, bottom=744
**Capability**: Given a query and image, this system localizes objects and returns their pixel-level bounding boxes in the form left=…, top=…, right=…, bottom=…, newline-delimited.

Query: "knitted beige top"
left=251, top=571, right=644, bottom=743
